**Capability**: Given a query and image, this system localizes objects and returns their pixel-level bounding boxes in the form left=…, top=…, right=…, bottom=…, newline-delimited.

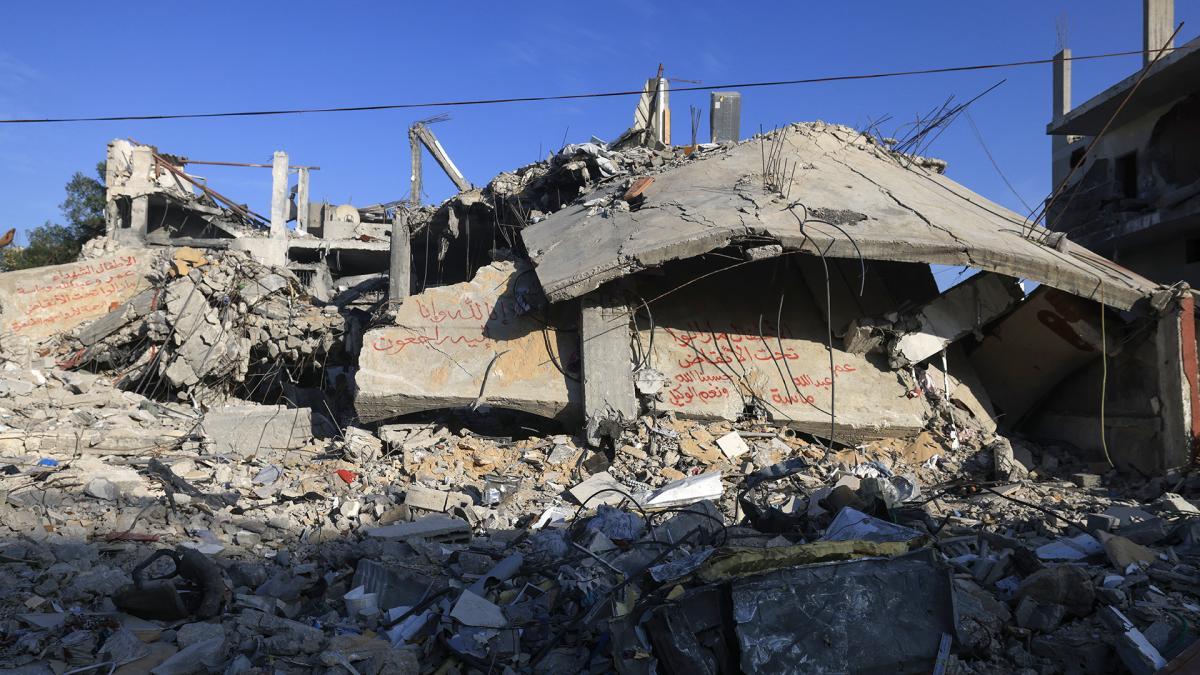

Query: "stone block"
left=355, top=260, right=580, bottom=423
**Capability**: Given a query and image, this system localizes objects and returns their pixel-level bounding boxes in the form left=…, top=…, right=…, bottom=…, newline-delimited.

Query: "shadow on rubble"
left=8, top=437, right=1200, bottom=675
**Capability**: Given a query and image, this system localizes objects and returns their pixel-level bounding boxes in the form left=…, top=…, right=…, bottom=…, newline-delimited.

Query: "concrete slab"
left=890, top=273, right=1024, bottom=367
left=355, top=260, right=581, bottom=422
left=569, top=471, right=630, bottom=507
left=0, top=249, right=154, bottom=339
left=732, top=550, right=953, bottom=674
left=521, top=122, right=1157, bottom=311
left=365, top=515, right=470, bottom=541
left=201, top=404, right=321, bottom=457
left=970, top=287, right=1115, bottom=425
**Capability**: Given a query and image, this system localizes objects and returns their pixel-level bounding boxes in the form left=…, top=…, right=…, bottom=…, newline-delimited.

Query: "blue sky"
left=0, top=1, right=1194, bottom=258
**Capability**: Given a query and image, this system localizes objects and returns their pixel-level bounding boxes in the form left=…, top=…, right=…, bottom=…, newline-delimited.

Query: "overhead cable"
left=0, top=48, right=1170, bottom=125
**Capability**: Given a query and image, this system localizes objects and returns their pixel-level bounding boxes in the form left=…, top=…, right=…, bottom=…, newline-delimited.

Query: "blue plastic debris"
left=37, top=458, right=59, bottom=467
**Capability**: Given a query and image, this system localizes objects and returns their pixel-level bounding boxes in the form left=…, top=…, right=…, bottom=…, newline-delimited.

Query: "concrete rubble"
left=3, top=364, right=1200, bottom=673
left=2, top=116, right=1200, bottom=673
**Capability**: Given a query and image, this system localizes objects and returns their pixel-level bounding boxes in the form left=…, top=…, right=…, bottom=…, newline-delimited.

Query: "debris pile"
left=59, top=247, right=347, bottom=405
left=408, top=141, right=726, bottom=287
left=4, top=344, right=1200, bottom=673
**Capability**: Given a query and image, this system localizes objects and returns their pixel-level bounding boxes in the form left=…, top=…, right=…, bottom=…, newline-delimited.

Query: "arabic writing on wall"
left=370, top=296, right=526, bottom=356
left=660, top=322, right=859, bottom=410
left=6, top=255, right=143, bottom=335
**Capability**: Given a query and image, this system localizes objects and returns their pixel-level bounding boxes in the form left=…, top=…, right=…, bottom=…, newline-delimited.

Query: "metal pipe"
left=178, top=159, right=320, bottom=170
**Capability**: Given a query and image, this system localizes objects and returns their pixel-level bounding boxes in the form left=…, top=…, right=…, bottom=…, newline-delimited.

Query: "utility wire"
left=964, top=110, right=1034, bottom=213
left=0, top=48, right=1172, bottom=125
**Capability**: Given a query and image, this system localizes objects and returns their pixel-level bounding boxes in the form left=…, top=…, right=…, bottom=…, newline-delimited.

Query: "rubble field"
left=3, top=334, right=1200, bottom=673
left=2, top=122, right=1199, bottom=674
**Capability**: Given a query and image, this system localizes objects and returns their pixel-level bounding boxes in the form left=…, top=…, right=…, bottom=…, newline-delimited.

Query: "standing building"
left=1047, top=0, right=1200, bottom=286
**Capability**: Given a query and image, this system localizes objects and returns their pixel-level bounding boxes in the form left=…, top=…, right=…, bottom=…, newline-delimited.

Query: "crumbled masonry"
left=2, top=119, right=1200, bottom=673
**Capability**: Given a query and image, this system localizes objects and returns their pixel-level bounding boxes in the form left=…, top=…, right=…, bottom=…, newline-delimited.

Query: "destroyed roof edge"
left=520, top=122, right=1160, bottom=312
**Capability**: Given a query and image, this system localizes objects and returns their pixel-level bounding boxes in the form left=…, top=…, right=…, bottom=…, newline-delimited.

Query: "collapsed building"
left=360, top=121, right=1197, bottom=478
left=3, top=99, right=1200, bottom=673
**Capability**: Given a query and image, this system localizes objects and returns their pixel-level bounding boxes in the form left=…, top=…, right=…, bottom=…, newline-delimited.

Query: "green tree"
left=2, top=161, right=107, bottom=272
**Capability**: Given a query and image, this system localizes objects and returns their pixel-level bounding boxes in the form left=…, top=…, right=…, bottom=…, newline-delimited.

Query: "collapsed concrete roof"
left=521, top=122, right=1159, bottom=311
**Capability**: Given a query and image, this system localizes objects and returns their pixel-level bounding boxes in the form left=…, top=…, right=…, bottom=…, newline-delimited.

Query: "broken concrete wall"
left=59, top=248, right=347, bottom=407
left=355, top=259, right=581, bottom=422
left=0, top=249, right=154, bottom=340
left=1024, top=293, right=1194, bottom=473
left=629, top=256, right=930, bottom=440
left=969, top=287, right=1118, bottom=427
left=888, top=273, right=1025, bottom=368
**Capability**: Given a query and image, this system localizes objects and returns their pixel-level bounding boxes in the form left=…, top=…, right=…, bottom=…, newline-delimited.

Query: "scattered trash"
left=823, top=507, right=923, bottom=543
left=641, top=471, right=723, bottom=508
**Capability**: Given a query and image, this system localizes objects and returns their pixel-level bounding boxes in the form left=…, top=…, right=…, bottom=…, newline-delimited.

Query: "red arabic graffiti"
left=370, top=326, right=492, bottom=355
left=371, top=295, right=534, bottom=355
left=7, top=255, right=144, bottom=334
left=10, top=300, right=114, bottom=332
left=20, top=271, right=137, bottom=313
left=15, top=255, right=139, bottom=295
left=661, top=321, right=861, bottom=410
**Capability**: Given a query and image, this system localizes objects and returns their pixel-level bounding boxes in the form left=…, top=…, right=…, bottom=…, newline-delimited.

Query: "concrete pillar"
left=104, top=200, right=122, bottom=239
left=130, top=196, right=149, bottom=239
left=1051, top=49, right=1074, bottom=188
left=1155, top=300, right=1191, bottom=471
left=125, top=145, right=154, bottom=241
left=389, top=211, right=411, bottom=306
left=270, top=151, right=289, bottom=238
left=104, top=142, right=120, bottom=238
left=1052, top=49, right=1071, bottom=120
left=295, top=167, right=310, bottom=235
left=710, top=92, right=741, bottom=144
left=652, top=77, right=670, bottom=145
left=409, top=129, right=422, bottom=205
left=580, top=293, right=638, bottom=446
left=1144, top=0, right=1175, bottom=66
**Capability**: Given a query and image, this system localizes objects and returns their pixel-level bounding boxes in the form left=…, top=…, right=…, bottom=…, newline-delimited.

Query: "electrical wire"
left=0, top=48, right=1172, bottom=125
left=1099, top=290, right=1114, bottom=468
left=964, top=110, right=1033, bottom=214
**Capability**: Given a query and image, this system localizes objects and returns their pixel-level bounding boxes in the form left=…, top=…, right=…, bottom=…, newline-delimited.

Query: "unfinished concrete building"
left=1047, top=0, right=1200, bottom=286
left=103, top=138, right=402, bottom=305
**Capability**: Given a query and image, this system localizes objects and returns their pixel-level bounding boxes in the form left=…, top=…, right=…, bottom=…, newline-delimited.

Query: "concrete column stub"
left=581, top=291, right=638, bottom=446
left=270, top=151, right=289, bottom=238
